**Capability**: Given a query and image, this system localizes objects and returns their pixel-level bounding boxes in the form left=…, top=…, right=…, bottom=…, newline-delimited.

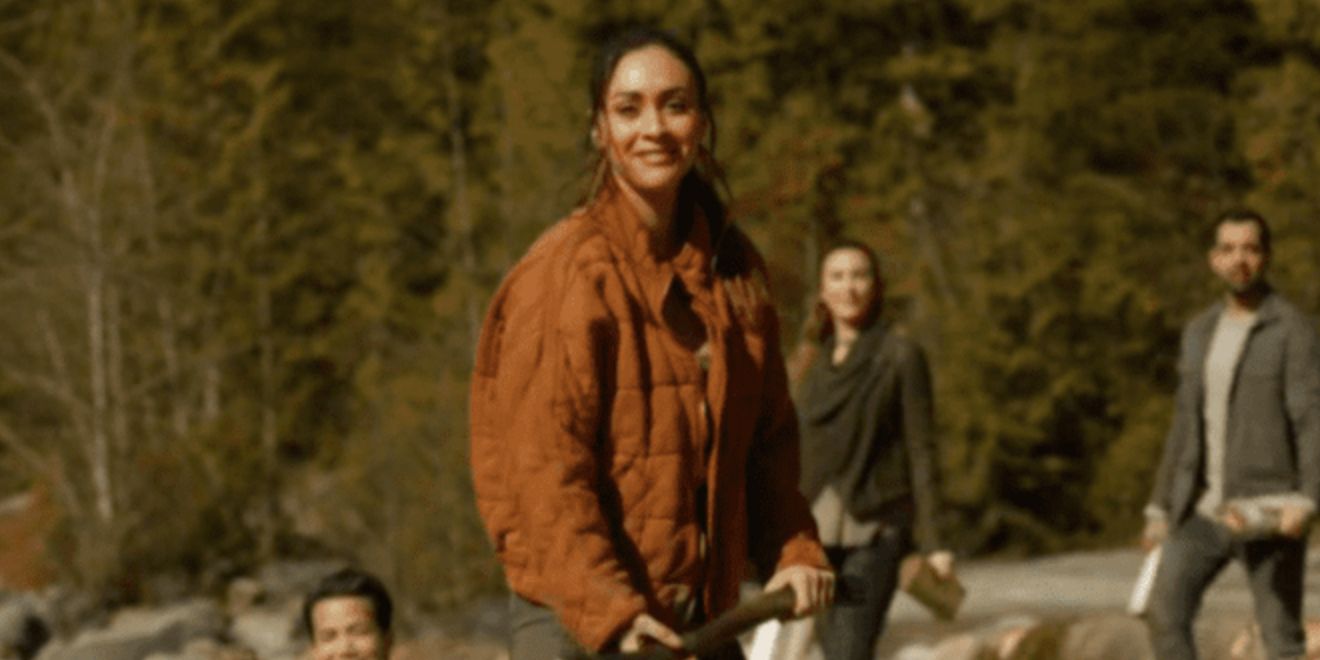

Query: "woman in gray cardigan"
left=791, top=239, right=953, bottom=660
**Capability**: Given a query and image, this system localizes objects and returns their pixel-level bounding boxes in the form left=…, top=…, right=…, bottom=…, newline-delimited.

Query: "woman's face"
left=819, top=247, right=879, bottom=329
left=595, top=45, right=705, bottom=201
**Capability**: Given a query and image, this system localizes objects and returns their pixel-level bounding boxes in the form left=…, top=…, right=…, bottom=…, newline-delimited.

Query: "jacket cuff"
left=1143, top=504, right=1168, bottom=523
left=772, top=532, right=830, bottom=574
left=571, top=589, right=648, bottom=652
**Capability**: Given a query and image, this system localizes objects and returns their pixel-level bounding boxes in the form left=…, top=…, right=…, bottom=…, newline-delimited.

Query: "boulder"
left=0, top=595, right=51, bottom=659
left=35, top=599, right=224, bottom=660
left=1059, top=613, right=1154, bottom=660
left=143, top=637, right=259, bottom=660
left=225, top=578, right=264, bottom=617
left=924, top=633, right=989, bottom=660
left=254, top=561, right=346, bottom=604
left=229, top=600, right=304, bottom=660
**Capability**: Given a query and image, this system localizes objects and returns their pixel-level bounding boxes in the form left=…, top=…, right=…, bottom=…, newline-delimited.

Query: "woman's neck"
left=612, top=177, right=679, bottom=252
left=830, top=320, right=861, bottom=365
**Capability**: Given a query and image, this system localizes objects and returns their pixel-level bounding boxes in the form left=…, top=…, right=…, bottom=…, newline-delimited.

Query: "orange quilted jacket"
left=469, top=190, right=827, bottom=650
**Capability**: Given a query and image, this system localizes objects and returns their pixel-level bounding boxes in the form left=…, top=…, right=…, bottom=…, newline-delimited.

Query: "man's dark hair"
left=1213, top=208, right=1272, bottom=255
left=302, top=567, right=393, bottom=637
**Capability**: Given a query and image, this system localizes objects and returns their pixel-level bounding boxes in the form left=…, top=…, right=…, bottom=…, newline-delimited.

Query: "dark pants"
left=817, top=530, right=907, bottom=660
left=1146, top=514, right=1306, bottom=660
left=507, top=593, right=744, bottom=660
left=509, top=593, right=589, bottom=660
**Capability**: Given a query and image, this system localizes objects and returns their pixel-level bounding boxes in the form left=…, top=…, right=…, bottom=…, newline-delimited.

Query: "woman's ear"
left=590, top=123, right=602, bottom=149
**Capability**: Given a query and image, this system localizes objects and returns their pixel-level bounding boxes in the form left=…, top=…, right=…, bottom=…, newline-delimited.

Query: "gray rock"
left=254, top=561, right=346, bottom=604
left=0, top=595, right=50, bottom=659
left=1059, top=613, right=1155, bottom=660
left=142, top=637, right=259, bottom=660
left=229, top=601, right=304, bottom=660
left=225, top=578, right=264, bottom=617
left=34, top=599, right=224, bottom=660
left=892, top=642, right=938, bottom=660
left=34, top=587, right=106, bottom=639
left=924, top=633, right=987, bottom=660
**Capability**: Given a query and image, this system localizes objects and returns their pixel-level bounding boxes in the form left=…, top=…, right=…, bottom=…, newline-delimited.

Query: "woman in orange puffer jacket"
left=470, top=26, right=834, bottom=659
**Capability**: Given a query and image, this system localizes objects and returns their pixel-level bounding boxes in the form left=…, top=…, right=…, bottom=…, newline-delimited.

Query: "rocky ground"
left=871, top=546, right=1320, bottom=659
left=5, top=547, right=1320, bottom=659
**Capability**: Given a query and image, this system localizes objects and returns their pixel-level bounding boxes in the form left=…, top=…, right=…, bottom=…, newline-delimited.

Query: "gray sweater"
left=1148, top=290, right=1320, bottom=526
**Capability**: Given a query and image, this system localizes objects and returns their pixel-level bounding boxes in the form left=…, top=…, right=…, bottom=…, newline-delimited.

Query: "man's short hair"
left=302, top=567, right=393, bottom=637
left=1213, top=208, right=1272, bottom=254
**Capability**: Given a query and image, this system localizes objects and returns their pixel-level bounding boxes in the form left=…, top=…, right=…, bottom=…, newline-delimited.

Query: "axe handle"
left=592, top=577, right=863, bottom=660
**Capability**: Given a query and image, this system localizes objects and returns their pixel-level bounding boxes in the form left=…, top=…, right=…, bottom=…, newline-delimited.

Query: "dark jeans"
left=1146, top=514, right=1306, bottom=660
left=507, top=593, right=744, bottom=660
left=817, top=529, right=907, bottom=660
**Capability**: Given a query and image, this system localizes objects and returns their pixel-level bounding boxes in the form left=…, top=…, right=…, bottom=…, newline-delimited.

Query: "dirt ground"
left=408, top=546, right=1320, bottom=659
left=876, top=546, right=1320, bottom=657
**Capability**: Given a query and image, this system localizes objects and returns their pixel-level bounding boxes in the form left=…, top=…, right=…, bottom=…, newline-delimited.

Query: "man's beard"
left=1225, top=276, right=1267, bottom=296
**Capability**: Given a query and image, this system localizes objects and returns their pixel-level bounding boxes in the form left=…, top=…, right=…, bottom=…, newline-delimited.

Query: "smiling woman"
left=470, top=26, right=834, bottom=660
left=593, top=45, right=705, bottom=207
left=787, top=239, right=954, bottom=660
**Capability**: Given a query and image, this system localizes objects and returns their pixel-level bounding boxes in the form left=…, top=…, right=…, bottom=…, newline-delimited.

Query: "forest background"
left=2, top=0, right=1319, bottom=628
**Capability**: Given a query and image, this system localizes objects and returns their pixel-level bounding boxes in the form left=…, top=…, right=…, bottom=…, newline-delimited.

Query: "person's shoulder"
left=863, top=323, right=926, bottom=367
left=523, top=208, right=616, bottom=267
left=883, top=324, right=928, bottom=360
left=475, top=210, right=617, bottom=374
left=503, top=208, right=621, bottom=290
left=1183, top=301, right=1223, bottom=335
left=1265, top=292, right=1319, bottom=336
left=1266, top=291, right=1309, bottom=320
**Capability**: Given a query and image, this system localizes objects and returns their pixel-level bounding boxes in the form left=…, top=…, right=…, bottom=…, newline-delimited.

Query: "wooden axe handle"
left=590, top=577, right=863, bottom=660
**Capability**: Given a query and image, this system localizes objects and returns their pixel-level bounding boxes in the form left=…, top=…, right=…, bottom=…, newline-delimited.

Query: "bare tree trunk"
left=435, top=1, right=480, bottom=354
left=87, top=261, right=114, bottom=524
left=2, top=41, right=119, bottom=525
left=107, top=281, right=129, bottom=501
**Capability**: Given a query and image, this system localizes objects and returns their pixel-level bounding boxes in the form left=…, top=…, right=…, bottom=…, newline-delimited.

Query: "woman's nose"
left=641, top=106, right=665, bottom=135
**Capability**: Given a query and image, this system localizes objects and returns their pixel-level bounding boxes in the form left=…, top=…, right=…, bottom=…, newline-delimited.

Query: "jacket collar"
left=1189, top=285, right=1280, bottom=367
left=1254, top=285, right=1282, bottom=325
left=589, top=186, right=717, bottom=318
left=1204, top=284, right=1280, bottom=327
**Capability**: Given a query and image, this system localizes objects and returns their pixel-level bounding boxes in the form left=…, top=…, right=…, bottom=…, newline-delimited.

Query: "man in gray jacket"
left=1143, top=209, right=1320, bottom=660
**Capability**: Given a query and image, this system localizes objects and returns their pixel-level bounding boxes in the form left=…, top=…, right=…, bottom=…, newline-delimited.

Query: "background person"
left=469, top=26, right=833, bottom=658
left=1142, top=209, right=1320, bottom=660
left=302, top=567, right=393, bottom=660
left=789, top=239, right=953, bottom=660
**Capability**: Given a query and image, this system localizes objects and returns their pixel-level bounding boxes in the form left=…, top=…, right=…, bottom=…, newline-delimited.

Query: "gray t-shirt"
left=1195, top=310, right=1257, bottom=518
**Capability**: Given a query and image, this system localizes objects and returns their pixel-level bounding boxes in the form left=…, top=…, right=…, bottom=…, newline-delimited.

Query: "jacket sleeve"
left=477, top=254, right=647, bottom=651
left=1147, top=323, right=1197, bottom=520
left=746, top=299, right=829, bottom=580
left=900, top=340, right=942, bottom=551
left=1285, top=316, right=1320, bottom=507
